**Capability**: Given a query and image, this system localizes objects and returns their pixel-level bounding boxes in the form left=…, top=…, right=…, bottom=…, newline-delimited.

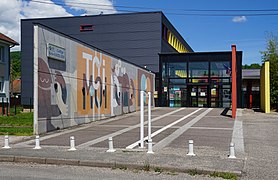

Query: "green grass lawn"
left=0, top=112, right=33, bottom=136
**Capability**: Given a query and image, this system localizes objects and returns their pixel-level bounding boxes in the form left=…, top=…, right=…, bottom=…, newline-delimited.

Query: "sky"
left=0, top=0, right=277, bottom=65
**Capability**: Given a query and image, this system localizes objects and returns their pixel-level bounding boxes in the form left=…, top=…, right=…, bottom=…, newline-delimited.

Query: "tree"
left=242, top=63, right=261, bottom=69
left=261, top=33, right=278, bottom=110
left=10, top=51, right=21, bottom=80
left=10, top=51, right=21, bottom=96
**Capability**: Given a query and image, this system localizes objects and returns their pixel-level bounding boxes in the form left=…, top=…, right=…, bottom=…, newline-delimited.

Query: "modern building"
left=159, top=52, right=242, bottom=108
left=0, top=33, right=19, bottom=114
left=21, top=11, right=247, bottom=109
left=21, top=11, right=193, bottom=106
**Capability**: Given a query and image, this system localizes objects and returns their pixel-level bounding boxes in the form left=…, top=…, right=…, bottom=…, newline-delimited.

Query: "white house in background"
left=0, top=33, right=19, bottom=112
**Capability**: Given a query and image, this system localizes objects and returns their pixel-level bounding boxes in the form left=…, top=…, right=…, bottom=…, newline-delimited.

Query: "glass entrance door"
left=188, top=85, right=208, bottom=107
left=169, top=87, right=181, bottom=107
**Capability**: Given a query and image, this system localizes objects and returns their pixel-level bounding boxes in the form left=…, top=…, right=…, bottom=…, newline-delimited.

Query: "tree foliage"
left=242, top=63, right=261, bottom=69
left=10, top=51, right=21, bottom=81
left=261, top=33, right=278, bottom=109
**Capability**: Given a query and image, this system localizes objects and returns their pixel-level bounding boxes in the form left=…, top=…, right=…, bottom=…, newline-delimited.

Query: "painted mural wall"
left=34, top=25, right=155, bottom=134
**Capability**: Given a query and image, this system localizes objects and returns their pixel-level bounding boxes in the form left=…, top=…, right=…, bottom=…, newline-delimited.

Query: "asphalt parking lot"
left=20, top=107, right=239, bottom=154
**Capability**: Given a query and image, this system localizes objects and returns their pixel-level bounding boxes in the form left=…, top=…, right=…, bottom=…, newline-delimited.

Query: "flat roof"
left=242, top=69, right=260, bottom=79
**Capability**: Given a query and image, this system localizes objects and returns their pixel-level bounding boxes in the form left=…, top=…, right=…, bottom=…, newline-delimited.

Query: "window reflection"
left=168, top=63, right=187, bottom=78
left=210, top=61, right=231, bottom=77
left=188, top=62, right=208, bottom=77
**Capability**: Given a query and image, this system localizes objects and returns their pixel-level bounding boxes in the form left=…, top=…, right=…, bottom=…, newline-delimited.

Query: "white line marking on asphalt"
left=126, top=108, right=202, bottom=149
left=232, top=117, right=245, bottom=155
left=15, top=125, right=92, bottom=147
left=152, top=108, right=213, bottom=151
left=15, top=108, right=162, bottom=147
left=190, top=127, right=233, bottom=130
left=236, top=109, right=243, bottom=117
left=77, top=108, right=186, bottom=148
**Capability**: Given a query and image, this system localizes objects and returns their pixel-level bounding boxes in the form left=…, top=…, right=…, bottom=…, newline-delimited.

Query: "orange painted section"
left=231, top=45, right=237, bottom=119
left=76, top=46, right=112, bottom=116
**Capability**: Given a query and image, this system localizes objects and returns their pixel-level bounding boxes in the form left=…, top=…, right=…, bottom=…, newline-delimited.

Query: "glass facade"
left=161, top=60, right=232, bottom=108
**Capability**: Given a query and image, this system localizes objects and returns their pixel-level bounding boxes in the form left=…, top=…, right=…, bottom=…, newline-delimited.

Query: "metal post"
left=106, top=137, right=116, bottom=152
left=33, top=135, right=41, bottom=149
left=3, top=135, right=11, bottom=149
left=147, top=92, right=153, bottom=154
left=139, top=90, right=144, bottom=148
left=231, top=45, right=237, bottom=119
left=147, top=92, right=152, bottom=140
left=6, top=97, right=9, bottom=116
left=14, top=103, right=16, bottom=115
left=1, top=98, right=4, bottom=115
left=187, top=140, right=196, bottom=156
left=30, top=98, right=32, bottom=113
left=68, top=136, right=76, bottom=151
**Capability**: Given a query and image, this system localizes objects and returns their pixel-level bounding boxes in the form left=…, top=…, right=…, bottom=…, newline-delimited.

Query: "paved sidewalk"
left=0, top=146, right=244, bottom=176
left=241, top=110, right=278, bottom=180
left=0, top=108, right=246, bottom=177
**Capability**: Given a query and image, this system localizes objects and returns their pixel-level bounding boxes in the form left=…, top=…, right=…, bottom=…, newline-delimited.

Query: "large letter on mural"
left=83, top=52, right=92, bottom=87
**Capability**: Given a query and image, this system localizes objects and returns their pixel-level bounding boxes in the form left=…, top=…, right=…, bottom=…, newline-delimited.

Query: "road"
left=0, top=162, right=223, bottom=180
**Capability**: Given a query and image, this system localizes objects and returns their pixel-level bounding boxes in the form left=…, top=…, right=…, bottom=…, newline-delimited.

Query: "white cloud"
left=0, top=0, right=117, bottom=51
left=232, top=16, right=247, bottom=23
left=0, top=0, right=22, bottom=48
left=64, top=0, right=117, bottom=15
left=21, top=0, right=71, bottom=18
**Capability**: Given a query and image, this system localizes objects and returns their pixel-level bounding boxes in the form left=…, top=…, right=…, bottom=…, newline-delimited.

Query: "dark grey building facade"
left=21, top=11, right=193, bottom=105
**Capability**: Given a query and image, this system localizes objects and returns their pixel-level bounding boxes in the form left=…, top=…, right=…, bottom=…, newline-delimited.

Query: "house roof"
left=0, top=33, right=19, bottom=46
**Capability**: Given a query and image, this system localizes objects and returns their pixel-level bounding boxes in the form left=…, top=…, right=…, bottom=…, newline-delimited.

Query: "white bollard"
left=106, top=137, right=116, bottom=152
left=147, top=139, right=154, bottom=154
left=139, top=90, right=145, bottom=148
left=33, top=135, right=41, bottom=149
left=2, top=135, right=11, bottom=149
left=187, top=140, right=196, bottom=156
left=228, top=142, right=236, bottom=158
left=68, top=136, right=76, bottom=151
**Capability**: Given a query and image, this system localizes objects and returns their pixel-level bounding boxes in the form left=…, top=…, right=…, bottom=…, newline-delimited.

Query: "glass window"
left=169, top=78, right=186, bottom=84
left=210, top=61, right=231, bottom=77
left=211, top=77, right=231, bottom=84
left=189, top=62, right=208, bottom=78
left=188, top=78, right=208, bottom=83
left=0, top=46, right=4, bottom=62
left=167, top=62, right=187, bottom=78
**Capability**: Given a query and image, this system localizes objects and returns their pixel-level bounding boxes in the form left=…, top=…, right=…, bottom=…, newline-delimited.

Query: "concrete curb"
left=0, top=155, right=242, bottom=177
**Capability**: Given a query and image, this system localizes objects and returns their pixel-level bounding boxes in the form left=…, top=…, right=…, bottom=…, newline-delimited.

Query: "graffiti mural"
left=34, top=25, right=154, bottom=134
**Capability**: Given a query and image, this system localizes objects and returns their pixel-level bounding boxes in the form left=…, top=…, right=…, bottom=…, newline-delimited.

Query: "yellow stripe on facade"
left=167, top=31, right=189, bottom=53
left=260, top=61, right=270, bottom=113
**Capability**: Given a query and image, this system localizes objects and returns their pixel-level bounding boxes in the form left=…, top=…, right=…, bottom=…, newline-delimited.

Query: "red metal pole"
left=249, top=94, right=252, bottom=109
left=231, top=45, right=237, bottom=119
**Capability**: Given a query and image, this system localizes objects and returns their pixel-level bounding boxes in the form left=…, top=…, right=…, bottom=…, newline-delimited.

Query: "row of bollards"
left=2, top=135, right=236, bottom=158
left=2, top=135, right=117, bottom=153
left=186, top=140, right=236, bottom=158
